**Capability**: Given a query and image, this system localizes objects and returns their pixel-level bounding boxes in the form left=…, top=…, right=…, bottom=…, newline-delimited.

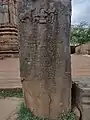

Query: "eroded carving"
left=48, top=3, right=56, bottom=24
left=19, top=8, right=36, bottom=23
left=33, top=8, right=48, bottom=24
left=20, top=4, right=57, bottom=24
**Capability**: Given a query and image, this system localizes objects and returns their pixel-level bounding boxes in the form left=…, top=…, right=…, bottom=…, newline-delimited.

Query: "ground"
left=0, top=97, right=23, bottom=120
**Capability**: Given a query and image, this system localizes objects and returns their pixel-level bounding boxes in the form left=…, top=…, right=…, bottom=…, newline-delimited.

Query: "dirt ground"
left=0, top=97, right=23, bottom=120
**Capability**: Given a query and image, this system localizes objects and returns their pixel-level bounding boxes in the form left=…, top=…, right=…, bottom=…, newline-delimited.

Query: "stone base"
left=22, top=80, right=71, bottom=119
left=0, top=52, right=19, bottom=58
left=72, top=78, right=90, bottom=120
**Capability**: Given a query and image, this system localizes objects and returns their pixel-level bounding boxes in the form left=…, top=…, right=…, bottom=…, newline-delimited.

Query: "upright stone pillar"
left=18, top=0, right=72, bottom=119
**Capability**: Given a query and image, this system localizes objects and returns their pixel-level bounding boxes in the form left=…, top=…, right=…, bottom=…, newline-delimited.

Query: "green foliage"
left=0, top=89, right=23, bottom=98
left=18, top=103, right=47, bottom=120
left=70, top=22, right=90, bottom=45
left=59, top=111, right=76, bottom=120
left=18, top=103, right=76, bottom=120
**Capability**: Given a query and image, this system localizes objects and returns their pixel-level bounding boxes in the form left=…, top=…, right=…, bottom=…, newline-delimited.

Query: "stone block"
left=72, top=78, right=90, bottom=120
left=75, top=42, right=90, bottom=55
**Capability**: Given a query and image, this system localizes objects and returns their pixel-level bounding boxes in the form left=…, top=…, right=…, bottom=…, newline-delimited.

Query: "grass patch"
left=0, top=89, right=23, bottom=98
left=18, top=103, right=46, bottom=120
left=18, top=103, right=76, bottom=120
left=59, top=111, right=76, bottom=120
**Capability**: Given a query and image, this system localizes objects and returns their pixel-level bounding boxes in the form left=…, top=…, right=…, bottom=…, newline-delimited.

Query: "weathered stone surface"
left=18, top=0, right=71, bottom=119
left=72, top=79, right=90, bottom=120
left=75, top=42, right=90, bottom=55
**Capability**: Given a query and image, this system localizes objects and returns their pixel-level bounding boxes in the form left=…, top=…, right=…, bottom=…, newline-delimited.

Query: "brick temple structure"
left=0, top=0, right=19, bottom=57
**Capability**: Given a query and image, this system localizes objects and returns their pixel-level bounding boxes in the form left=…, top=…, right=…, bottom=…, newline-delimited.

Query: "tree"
left=18, top=0, right=72, bottom=119
left=70, top=22, right=90, bottom=45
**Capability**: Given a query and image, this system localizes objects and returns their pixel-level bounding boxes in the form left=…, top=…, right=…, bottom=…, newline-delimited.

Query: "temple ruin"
left=0, top=0, right=19, bottom=57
